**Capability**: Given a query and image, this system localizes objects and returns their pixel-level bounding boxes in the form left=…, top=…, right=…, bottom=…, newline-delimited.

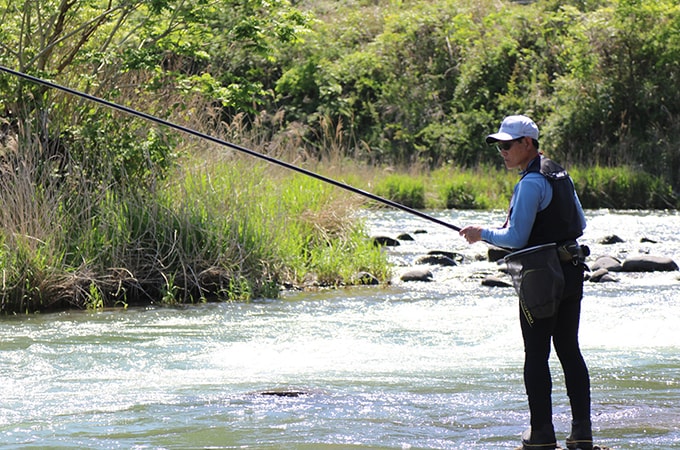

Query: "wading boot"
left=519, top=425, right=559, bottom=450
left=566, top=419, right=593, bottom=450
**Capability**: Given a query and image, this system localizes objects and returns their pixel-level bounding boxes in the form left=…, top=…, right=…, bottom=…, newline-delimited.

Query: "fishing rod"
left=0, top=65, right=461, bottom=232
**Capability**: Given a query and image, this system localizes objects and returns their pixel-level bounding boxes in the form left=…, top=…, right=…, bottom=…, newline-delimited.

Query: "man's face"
left=496, top=137, right=536, bottom=170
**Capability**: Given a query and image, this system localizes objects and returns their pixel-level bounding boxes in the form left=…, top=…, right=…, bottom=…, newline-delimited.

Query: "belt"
left=557, top=241, right=590, bottom=265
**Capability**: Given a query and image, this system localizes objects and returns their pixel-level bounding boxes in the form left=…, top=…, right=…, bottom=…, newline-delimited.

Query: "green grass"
left=431, top=166, right=515, bottom=210
left=360, top=164, right=678, bottom=211
left=569, top=165, right=677, bottom=210
left=0, top=141, right=391, bottom=314
left=373, top=173, right=426, bottom=209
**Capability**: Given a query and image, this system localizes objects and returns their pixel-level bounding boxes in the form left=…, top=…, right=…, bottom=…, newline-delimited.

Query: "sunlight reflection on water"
left=1, top=210, right=679, bottom=449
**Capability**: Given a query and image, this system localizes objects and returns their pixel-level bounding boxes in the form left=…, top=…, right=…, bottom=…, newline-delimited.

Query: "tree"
left=0, top=0, right=310, bottom=186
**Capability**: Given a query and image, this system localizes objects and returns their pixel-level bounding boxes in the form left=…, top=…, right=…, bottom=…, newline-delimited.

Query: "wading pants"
left=520, top=261, right=591, bottom=430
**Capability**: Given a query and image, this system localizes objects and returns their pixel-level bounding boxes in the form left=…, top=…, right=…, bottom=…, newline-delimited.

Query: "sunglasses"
left=496, top=138, right=522, bottom=152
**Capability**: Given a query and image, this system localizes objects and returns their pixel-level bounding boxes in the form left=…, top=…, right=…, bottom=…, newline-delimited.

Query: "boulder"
left=488, top=247, right=511, bottom=262
left=372, top=236, right=400, bottom=247
left=590, top=256, right=623, bottom=272
left=599, top=273, right=620, bottom=283
left=400, top=268, right=433, bottom=282
left=428, top=250, right=464, bottom=263
left=587, top=268, right=619, bottom=283
left=482, top=276, right=512, bottom=288
left=397, top=233, right=414, bottom=241
left=353, top=271, right=379, bottom=285
left=621, top=255, right=679, bottom=272
left=599, top=234, right=625, bottom=244
left=415, top=254, right=457, bottom=267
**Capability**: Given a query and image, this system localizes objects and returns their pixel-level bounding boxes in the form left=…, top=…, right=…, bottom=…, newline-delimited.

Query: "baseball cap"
left=485, top=115, right=539, bottom=143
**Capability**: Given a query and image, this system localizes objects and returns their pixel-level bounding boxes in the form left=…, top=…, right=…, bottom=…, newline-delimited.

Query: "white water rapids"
left=1, top=209, right=679, bottom=449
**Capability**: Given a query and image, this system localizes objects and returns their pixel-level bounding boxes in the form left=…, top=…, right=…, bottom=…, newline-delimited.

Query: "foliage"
left=0, top=0, right=311, bottom=185
left=569, top=165, right=678, bottom=209
left=374, top=174, right=426, bottom=209
left=2, top=0, right=680, bottom=189
left=1, top=0, right=679, bottom=313
left=275, top=0, right=680, bottom=189
left=433, top=168, right=513, bottom=210
left=0, top=128, right=390, bottom=314
left=360, top=164, right=677, bottom=211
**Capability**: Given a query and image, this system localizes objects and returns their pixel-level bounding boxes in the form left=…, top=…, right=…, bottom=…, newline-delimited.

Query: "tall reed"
left=0, top=117, right=391, bottom=314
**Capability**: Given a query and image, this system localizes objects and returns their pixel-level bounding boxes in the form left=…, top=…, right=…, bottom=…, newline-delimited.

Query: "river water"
left=1, top=210, right=679, bottom=449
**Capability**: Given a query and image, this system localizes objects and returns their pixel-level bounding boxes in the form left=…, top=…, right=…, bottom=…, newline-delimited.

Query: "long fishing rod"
left=0, top=65, right=461, bottom=232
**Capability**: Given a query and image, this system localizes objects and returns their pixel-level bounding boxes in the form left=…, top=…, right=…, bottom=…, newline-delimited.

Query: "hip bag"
left=503, top=243, right=565, bottom=324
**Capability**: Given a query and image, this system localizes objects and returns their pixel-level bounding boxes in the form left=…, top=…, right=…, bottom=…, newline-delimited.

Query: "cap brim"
left=485, top=132, right=518, bottom=144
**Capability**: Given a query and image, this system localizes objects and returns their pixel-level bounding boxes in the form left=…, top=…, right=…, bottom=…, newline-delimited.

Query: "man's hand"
left=459, top=226, right=484, bottom=244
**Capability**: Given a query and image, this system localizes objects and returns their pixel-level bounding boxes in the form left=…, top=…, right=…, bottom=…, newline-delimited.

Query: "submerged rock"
left=259, top=390, right=309, bottom=398
left=514, top=445, right=611, bottom=450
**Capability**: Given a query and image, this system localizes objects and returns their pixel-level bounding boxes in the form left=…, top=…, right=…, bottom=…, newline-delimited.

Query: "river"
left=1, top=209, right=679, bottom=449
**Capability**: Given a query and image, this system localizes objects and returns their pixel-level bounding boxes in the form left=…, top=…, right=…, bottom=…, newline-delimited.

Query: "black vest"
left=523, top=156, right=583, bottom=247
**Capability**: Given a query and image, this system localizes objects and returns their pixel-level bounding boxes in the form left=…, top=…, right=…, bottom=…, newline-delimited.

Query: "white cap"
left=486, top=115, right=539, bottom=143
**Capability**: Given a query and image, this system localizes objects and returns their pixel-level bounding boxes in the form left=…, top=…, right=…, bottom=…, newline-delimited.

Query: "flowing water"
left=1, top=210, right=679, bottom=449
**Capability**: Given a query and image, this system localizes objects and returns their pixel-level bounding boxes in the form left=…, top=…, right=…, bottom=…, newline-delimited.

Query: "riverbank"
left=0, top=137, right=676, bottom=314
left=0, top=146, right=391, bottom=314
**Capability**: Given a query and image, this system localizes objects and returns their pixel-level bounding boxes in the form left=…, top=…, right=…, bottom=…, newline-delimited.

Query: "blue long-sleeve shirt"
left=481, top=171, right=586, bottom=250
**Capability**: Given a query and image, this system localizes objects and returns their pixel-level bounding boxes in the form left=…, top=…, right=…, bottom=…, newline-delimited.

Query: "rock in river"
left=621, top=255, right=679, bottom=272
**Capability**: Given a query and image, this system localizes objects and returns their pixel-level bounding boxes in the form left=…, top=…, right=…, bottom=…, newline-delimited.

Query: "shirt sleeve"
left=573, top=189, right=587, bottom=232
left=481, top=174, right=550, bottom=249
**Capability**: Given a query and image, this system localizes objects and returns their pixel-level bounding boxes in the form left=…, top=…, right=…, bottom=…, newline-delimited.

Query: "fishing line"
left=0, top=65, right=460, bottom=232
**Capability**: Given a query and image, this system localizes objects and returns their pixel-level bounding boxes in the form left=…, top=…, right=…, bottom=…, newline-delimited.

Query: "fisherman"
left=459, top=115, right=593, bottom=450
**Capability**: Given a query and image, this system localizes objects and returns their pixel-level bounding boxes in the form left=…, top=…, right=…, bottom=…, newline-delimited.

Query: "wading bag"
left=503, top=243, right=565, bottom=323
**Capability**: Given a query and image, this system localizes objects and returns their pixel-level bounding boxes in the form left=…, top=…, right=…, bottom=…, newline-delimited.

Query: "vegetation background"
left=0, top=0, right=678, bottom=312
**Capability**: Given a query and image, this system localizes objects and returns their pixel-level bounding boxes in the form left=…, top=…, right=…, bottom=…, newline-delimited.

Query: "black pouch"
left=503, top=243, right=565, bottom=324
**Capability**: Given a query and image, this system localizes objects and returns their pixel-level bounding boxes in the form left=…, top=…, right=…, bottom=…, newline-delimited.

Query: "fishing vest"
left=523, top=156, right=583, bottom=247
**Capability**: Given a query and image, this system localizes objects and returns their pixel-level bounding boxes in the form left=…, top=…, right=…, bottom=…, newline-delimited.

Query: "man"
left=459, top=115, right=593, bottom=450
